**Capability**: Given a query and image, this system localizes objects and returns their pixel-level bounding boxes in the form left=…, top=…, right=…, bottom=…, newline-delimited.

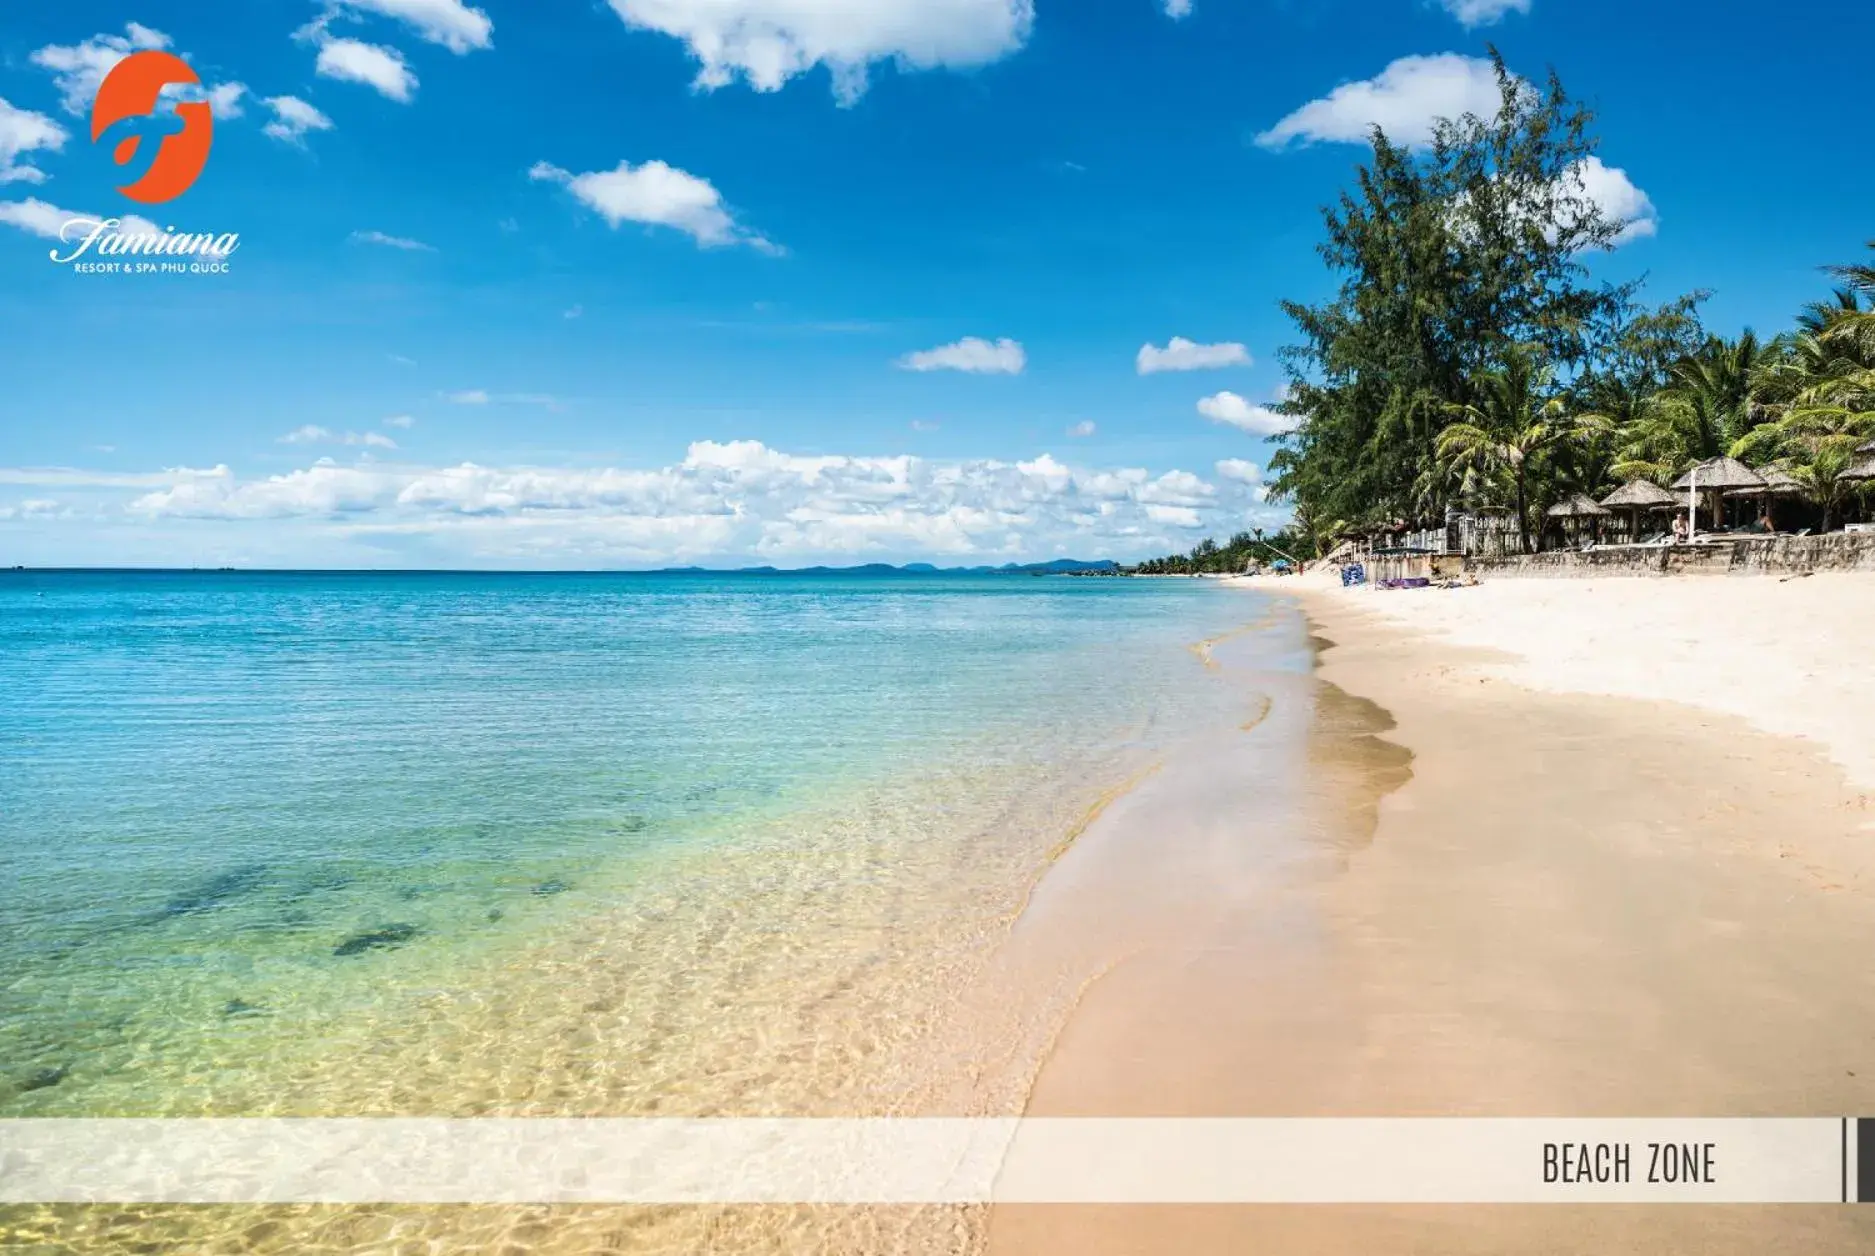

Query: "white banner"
left=0, top=1118, right=1862, bottom=1205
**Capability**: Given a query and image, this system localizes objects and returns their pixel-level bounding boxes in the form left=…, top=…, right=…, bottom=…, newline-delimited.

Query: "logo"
left=91, top=50, right=213, bottom=203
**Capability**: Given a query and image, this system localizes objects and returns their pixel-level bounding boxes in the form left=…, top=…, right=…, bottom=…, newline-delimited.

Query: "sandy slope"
left=1253, top=571, right=1875, bottom=790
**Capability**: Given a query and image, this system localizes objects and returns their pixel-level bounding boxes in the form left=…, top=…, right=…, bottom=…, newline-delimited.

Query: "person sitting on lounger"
left=1671, top=514, right=1689, bottom=543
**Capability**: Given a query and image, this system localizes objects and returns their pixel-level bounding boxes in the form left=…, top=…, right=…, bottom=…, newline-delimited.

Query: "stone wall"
left=1470, top=533, right=1875, bottom=578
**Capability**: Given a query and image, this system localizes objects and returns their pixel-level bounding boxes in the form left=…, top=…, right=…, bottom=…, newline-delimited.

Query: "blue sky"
left=1, top=0, right=1870, bottom=568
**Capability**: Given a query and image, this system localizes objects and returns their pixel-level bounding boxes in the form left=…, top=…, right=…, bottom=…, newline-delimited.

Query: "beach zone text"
left=1543, top=1141, right=1719, bottom=1185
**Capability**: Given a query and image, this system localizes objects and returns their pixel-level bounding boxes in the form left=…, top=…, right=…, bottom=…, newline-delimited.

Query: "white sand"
left=1255, top=572, right=1875, bottom=791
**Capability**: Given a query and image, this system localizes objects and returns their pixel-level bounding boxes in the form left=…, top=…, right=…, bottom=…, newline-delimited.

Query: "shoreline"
left=991, top=575, right=1875, bottom=1253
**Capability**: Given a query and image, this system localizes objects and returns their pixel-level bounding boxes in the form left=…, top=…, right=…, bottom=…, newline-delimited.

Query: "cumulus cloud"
left=0, top=97, right=68, bottom=185
left=1136, top=337, right=1251, bottom=374
left=263, top=96, right=334, bottom=145
left=30, top=22, right=171, bottom=115
left=1198, top=391, right=1296, bottom=436
left=529, top=158, right=779, bottom=253
left=316, top=37, right=418, bottom=102
left=0, top=198, right=160, bottom=242
left=1215, top=458, right=1262, bottom=484
left=319, top=0, right=494, bottom=53
left=604, top=0, right=1034, bottom=104
left=350, top=228, right=435, bottom=251
left=208, top=82, right=249, bottom=118
left=1067, top=420, right=1096, bottom=437
left=897, top=336, right=1026, bottom=375
left=1439, top=0, right=1531, bottom=27
left=1256, top=54, right=1506, bottom=151
left=1569, top=155, right=1658, bottom=245
left=11, top=440, right=1285, bottom=564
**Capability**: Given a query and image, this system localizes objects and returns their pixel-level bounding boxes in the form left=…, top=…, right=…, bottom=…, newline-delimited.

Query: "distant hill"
left=661, top=559, right=1122, bottom=576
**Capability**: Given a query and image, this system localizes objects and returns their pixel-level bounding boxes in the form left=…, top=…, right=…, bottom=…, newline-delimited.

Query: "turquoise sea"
left=0, top=571, right=1298, bottom=1123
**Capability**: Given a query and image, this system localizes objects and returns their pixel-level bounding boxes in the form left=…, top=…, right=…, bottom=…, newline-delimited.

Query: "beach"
left=991, top=571, right=1875, bottom=1253
left=9, top=570, right=1875, bottom=1253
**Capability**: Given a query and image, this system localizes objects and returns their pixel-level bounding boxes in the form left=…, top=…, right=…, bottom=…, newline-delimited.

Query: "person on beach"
left=1672, top=513, right=1689, bottom=544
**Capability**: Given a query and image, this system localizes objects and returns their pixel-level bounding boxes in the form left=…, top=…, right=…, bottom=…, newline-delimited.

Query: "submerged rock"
left=485, top=908, right=504, bottom=922
left=532, top=879, right=571, bottom=897
left=152, top=863, right=270, bottom=921
left=222, top=998, right=265, bottom=1017
left=20, top=1064, right=68, bottom=1092
left=616, top=814, right=648, bottom=833
left=332, top=923, right=421, bottom=957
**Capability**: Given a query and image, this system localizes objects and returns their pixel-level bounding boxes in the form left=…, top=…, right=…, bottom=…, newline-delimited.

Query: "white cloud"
left=1569, top=155, right=1658, bottom=246
left=384, top=414, right=417, bottom=428
left=1256, top=54, right=1507, bottom=151
left=280, top=425, right=399, bottom=449
left=1136, top=337, right=1251, bottom=374
left=1439, top=0, right=1531, bottom=28
left=208, top=82, right=248, bottom=119
left=1143, top=504, right=1202, bottom=528
left=316, top=38, right=418, bottom=102
left=323, top=0, right=494, bottom=53
left=1215, top=458, right=1262, bottom=484
left=530, top=158, right=778, bottom=253
left=1067, top=420, right=1096, bottom=437
left=1198, top=391, right=1296, bottom=436
left=30, top=22, right=171, bottom=116
left=262, top=96, right=334, bottom=145
left=603, top=0, right=1034, bottom=104
left=350, top=228, right=436, bottom=251
left=1163, top=0, right=1194, bottom=18
left=0, top=198, right=160, bottom=242
left=0, top=97, right=68, bottom=185
left=446, top=389, right=489, bottom=404
left=897, top=336, right=1026, bottom=375
left=8, top=441, right=1295, bottom=565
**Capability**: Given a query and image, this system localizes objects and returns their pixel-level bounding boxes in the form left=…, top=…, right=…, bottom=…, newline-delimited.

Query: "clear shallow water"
left=0, top=571, right=1292, bottom=1121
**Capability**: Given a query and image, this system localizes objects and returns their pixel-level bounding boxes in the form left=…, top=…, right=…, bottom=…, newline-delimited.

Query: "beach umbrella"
left=1723, top=466, right=1800, bottom=497
left=1545, top=493, right=1613, bottom=519
left=1671, top=457, right=1765, bottom=532
left=1842, top=439, right=1875, bottom=482
left=1724, top=465, right=1803, bottom=529
left=1545, top=493, right=1610, bottom=546
left=1601, top=479, right=1677, bottom=540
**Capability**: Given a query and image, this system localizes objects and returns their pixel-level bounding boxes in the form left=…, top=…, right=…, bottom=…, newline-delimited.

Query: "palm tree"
left=1821, top=241, right=1875, bottom=359
left=1435, top=349, right=1611, bottom=553
left=1784, top=440, right=1865, bottom=534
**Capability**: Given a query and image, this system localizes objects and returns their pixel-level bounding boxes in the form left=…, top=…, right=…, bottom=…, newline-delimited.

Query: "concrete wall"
left=1471, top=533, right=1875, bottom=578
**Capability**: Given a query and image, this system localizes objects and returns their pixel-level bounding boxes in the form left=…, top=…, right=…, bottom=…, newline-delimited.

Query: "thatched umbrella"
left=1545, top=493, right=1611, bottom=547
left=1843, top=439, right=1875, bottom=483
left=1601, top=479, right=1677, bottom=541
left=1671, top=457, right=1765, bottom=533
left=1724, top=465, right=1802, bottom=529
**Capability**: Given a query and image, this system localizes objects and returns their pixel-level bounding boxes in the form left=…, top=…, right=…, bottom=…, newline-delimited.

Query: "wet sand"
left=990, top=588, right=1875, bottom=1254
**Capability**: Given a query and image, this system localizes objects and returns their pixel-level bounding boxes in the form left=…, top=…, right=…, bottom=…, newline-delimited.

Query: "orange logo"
left=91, top=50, right=213, bottom=204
